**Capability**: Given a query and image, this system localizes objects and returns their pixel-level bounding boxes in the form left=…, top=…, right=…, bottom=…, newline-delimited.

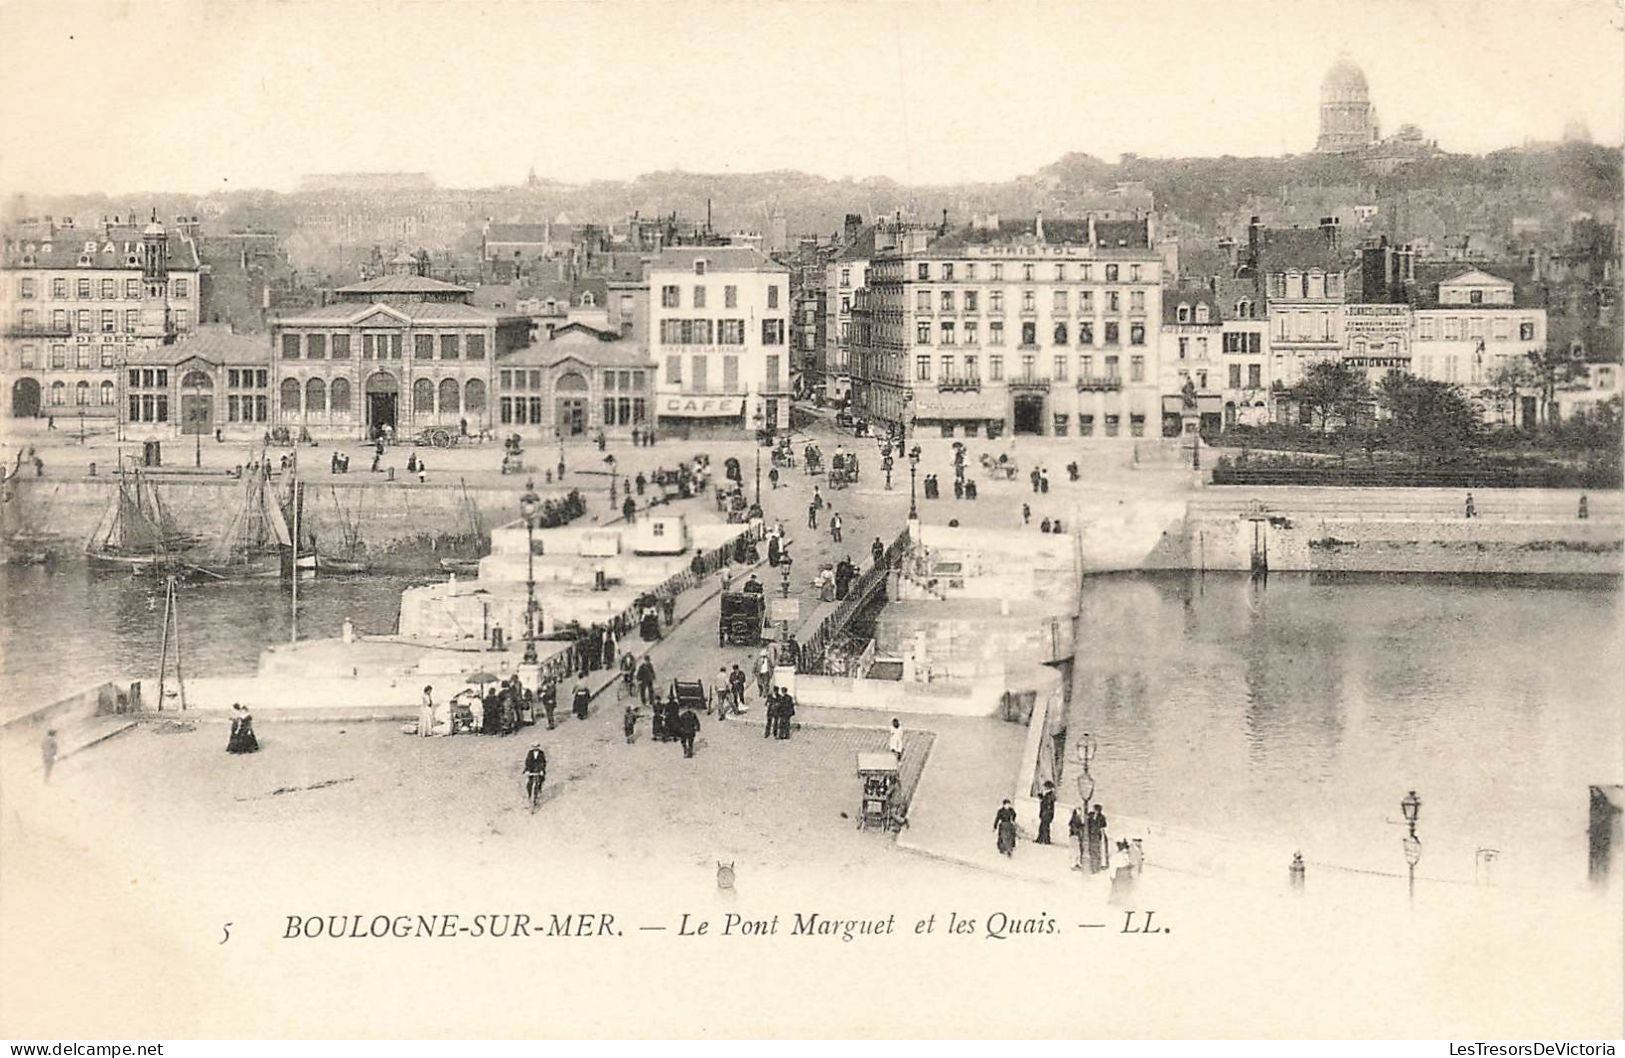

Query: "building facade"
left=2, top=218, right=201, bottom=422
left=855, top=215, right=1166, bottom=439
left=120, top=327, right=273, bottom=443
left=824, top=216, right=873, bottom=405
left=1316, top=55, right=1380, bottom=154
left=1412, top=267, right=1547, bottom=420
left=495, top=322, right=652, bottom=439
left=647, top=247, right=790, bottom=434
left=1162, top=282, right=1271, bottom=433
left=1246, top=219, right=1352, bottom=392
left=269, top=272, right=529, bottom=439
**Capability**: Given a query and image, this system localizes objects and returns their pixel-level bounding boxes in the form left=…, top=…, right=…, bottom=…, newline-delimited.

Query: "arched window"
left=330, top=377, right=352, bottom=413
left=281, top=378, right=301, bottom=413
left=100, top=380, right=115, bottom=405
left=1176, top=303, right=1190, bottom=323
left=1195, top=304, right=1210, bottom=324
left=1387, top=339, right=1402, bottom=357
left=1235, top=299, right=1253, bottom=319
left=464, top=378, right=486, bottom=413
left=50, top=381, right=65, bottom=406
left=181, top=370, right=212, bottom=390
left=75, top=381, right=90, bottom=405
left=413, top=377, right=434, bottom=418
left=1351, top=338, right=1367, bottom=357
left=305, top=377, right=326, bottom=414
left=1053, top=323, right=1068, bottom=345
left=438, top=377, right=461, bottom=414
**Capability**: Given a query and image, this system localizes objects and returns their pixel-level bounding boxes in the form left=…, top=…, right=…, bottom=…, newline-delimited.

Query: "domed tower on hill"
left=1316, top=54, right=1380, bottom=153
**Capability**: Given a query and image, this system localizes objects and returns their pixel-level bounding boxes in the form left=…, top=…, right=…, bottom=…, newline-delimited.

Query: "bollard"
left=387, top=467, right=395, bottom=482
left=1289, top=851, right=1306, bottom=892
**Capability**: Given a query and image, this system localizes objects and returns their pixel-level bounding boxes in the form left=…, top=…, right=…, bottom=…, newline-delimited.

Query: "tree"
left=1377, top=374, right=1481, bottom=463
left=1485, top=358, right=1536, bottom=428
left=1297, top=360, right=1371, bottom=434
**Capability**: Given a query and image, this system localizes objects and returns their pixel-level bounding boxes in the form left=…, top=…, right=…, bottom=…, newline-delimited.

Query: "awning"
left=656, top=395, right=746, bottom=418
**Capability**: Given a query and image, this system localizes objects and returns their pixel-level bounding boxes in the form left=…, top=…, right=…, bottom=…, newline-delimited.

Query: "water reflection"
left=1068, top=571, right=1624, bottom=885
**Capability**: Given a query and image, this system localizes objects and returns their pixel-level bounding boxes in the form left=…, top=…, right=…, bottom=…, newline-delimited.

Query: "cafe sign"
left=659, top=395, right=745, bottom=418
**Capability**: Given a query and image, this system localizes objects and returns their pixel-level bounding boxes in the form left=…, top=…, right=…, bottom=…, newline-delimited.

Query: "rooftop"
left=273, top=301, right=511, bottom=326
left=334, top=274, right=472, bottom=296
left=128, top=327, right=270, bottom=365
left=646, top=246, right=786, bottom=275
left=2, top=226, right=202, bottom=271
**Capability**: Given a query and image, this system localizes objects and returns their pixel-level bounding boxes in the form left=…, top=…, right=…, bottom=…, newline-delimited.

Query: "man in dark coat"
left=677, top=708, right=701, bottom=758
left=728, top=664, right=748, bottom=713
left=636, top=658, right=657, bottom=706
left=774, top=688, right=796, bottom=740
left=871, top=537, right=885, bottom=568
left=1086, top=803, right=1109, bottom=873
left=541, top=678, right=558, bottom=729
left=1036, top=781, right=1057, bottom=844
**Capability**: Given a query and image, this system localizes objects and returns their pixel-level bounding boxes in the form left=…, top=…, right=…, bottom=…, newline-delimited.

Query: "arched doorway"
left=555, top=371, right=589, bottom=436
left=365, top=371, right=399, bottom=437
left=11, top=378, right=40, bottom=418
left=180, top=369, right=214, bottom=435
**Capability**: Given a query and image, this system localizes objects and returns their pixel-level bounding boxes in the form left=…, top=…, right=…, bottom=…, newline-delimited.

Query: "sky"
left=0, top=0, right=1621, bottom=195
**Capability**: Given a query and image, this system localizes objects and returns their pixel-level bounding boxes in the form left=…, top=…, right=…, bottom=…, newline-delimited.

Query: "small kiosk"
left=856, top=752, right=901, bottom=831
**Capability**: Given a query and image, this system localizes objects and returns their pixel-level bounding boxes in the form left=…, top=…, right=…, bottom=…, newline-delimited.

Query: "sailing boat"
left=85, top=466, right=190, bottom=572
left=437, top=478, right=486, bottom=575
left=193, top=463, right=294, bottom=578
left=318, top=486, right=371, bottom=574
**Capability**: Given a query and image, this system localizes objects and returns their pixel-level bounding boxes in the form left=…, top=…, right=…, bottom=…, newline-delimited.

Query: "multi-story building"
left=856, top=213, right=1166, bottom=440
left=1242, top=218, right=1353, bottom=396
left=647, top=247, right=790, bottom=435
left=783, top=235, right=837, bottom=398
left=1341, top=239, right=1417, bottom=384
left=824, top=214, right=872, bottom=406
left=1162, top=280, right=1271, bottom=433
left=495, top=322, right=652, bottom=439
left=2, top=216, right=201, bottom=423
left=1410, top=264, right=1547, bottom=424
left=269, top=263, right=529, bottom=439
left=121, top=326, right=273, bottom=443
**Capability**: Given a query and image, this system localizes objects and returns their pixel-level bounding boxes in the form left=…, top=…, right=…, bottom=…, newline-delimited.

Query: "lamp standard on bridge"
left=1400, top=789, right=1423, bottom=906
left=519, top=480, right=541, bottom=664
left=907, top=445, right=921, bottom=521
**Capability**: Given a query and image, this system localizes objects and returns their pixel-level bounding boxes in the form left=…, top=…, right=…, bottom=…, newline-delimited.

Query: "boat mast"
left=290, top=449, right=299, bottom=643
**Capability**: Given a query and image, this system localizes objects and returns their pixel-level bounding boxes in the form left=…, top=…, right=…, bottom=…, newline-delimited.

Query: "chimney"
left=843, top=213, right=862, bottom=246
left=1319, top=216, right=1340, bottom=251
left=1034, top=210, right=1045, bottom=242
left=940, top=209, right=948, bottom=236
left=1247, top=216, right=1262, bottom=267
left=1208, top=275, right=1218, bottom=295
left=1087, top=216, right=1097, bottom=246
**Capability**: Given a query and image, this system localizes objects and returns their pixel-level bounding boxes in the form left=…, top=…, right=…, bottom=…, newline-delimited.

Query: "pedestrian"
left=623, top=702, right=640, bottom=744
left=1127, top=837, right=1146, bottom=878
left=729, top=664, right=747, bottom=712
left=813, top=486, right=823, bottom=510
left=755, top=649, right=774, bottom=698
left=620, top=652, right=636, bottom=698
left=871, top=537, right=885, bottom=568
left=491, top=621, right=505, bottom=651
left=371, top=449, right=382, bottom=473
left=807, top=500, right=818, bottom=530
left=1040, top=517, right=1052, bottom=533
left=769, top=466, right=780, bottom=490
left=713, top=664, right=730, bottom=717
left=1040, top=470, right=1050, bottom=494
left=1109, top=841, right=1136, bottom=905
left=1022, top=502, right=1031, bottom=526
left=678, top=708, right=701, bottom=758
left=887, top=718, right=904, bottom=761
left=774, top=687, right=795, bottom=739
left=47, top=415, right=55, bottom=430
left=965, top=479, right=977, bottom=500
left=1037, top=780, right=1057, bottom=844
left=417, top=460, right=427, bottom=484
left=1068, top=807, right=1087, bottom=870
left=1465, top=492, right=1476, bottom=519
left=830, top=511, right=843, bottom=543
left=1579, top=493, right=1589, bottom=520
left=994, top=799, right=1018, bottom=857
left=953, top=478, right=964, bottom=500
left=572, top=682, right=591, bottom=721
left=636, top=657, right=656, bottom=706
left=541, top=678, right=558, bottom=729
left=419, top=685, right=435, bottom=738
left=41, top=728, right=58, bottom=783
left=763, top=689, right=777, bottom=739
left=601, top=628, right=617, bottom=671
left=1030, top=467, right=1041, bottom=493
left=1086, top=803, right=1109, bottom=873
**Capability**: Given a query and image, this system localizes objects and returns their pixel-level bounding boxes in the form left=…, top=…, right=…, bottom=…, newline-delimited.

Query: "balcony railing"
left=937, top=377, right=982, bottom=393
left=4, top=323, right=74, bottom=338
left=1075, top=376, right=1122, bottom=392
left=1007, top=374, right=1050, bottom=393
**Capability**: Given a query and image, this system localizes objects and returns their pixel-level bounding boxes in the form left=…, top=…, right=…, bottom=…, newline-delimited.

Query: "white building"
left=1411, top=267, right=1546, bottom=423
left=647, top=247, right=790, bottom=434
left=824, top=221, right=874, bottom=405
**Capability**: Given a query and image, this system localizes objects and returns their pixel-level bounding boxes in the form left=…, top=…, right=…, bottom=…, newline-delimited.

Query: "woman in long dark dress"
left=993, top=799, right=1018, bottom=857
left=228, top=704, right=260, bottom=754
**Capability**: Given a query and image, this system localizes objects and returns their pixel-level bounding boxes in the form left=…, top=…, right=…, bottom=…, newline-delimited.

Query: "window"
left=1327, top=274, right=1343, bottom=298
left=331, top=334, right=350, bottom=359
left=174, top=278, right=189, bottom=298
left=1179, top=336, right=1189, bottom=360
left=719, top=319, right=745, bottom=344
left=282, top=334, right=301, bottom=359
left=99, top=310, right=114, bottom=333
left=991, top=263, right=1004, bottom=281
left=940, top=322, right=956, bottom=345
left=1105, top=322, right=1120, bottom=345
left=964, top=291, right=978, bottom=312
left=97, top=279, right=113, bottom=299
left=941, top=290, right=955, bottom=311
left=51, top=309, right=66, bottom=331
left=466, top=334, right=485, bottom=359
left=1053, top=290, right=1068, bottom=312
left=989, top=355, right=1004, bottom=381
left=1105, top=355, right=1120, bottom=378
left=1248, top=364, right=1261, bottom=388
left=939, top=355, right=953, bottom=379
left=1132, top=290, right=1147, bottom=313
left=74, top=381, right=89, bottom=405
left=1130, top=414, right=1146, bottom=437
left=1078, top=354, right=1093, bottom=377
left=281, top=378, right=301, bottom=412
left=1418, top=317, right=1435, bottom=340
left=174, top=309, right=189, bottom=331
left=693, top=286, right=706, bottom=309
left=965, top=355, right=979, bottom=379
left=1053, top=355, right=1068, bottom=381
left=1129, top=323, right=1145, bottom=347
left=126, top=279, right=140, bottom=299
left=1492, top=317, right=1509, bottom=340
left=1021, top=354, right=1035, bottom=377
left=767, top=285, right=779, bottom=309
left=1021, top=321, right=1037, bottom=346
left=693, top=260, right=707, bottom=276
left=19, top=345, right=35, bottom=368
left=1105, top=264, right=1119, bottom=283
left=1468, top=317, right=1485, bottom=339
left=722, top=355, right=739, bottom=392
left=101, top=380, right=116, bottom=405
left=1079, top=322, right=1094, bottom=346
left=916, top=290, right=931, bottom=312
left=989, top=321, right=1004, bottom=345
left=942, top=263, right=955, bottom=281
left=1469, top=289, right=1484, bottom=305
left=415, top=334, right=434, bottom=359
left=661, top=285, right=680, bottom=308
left=989, top=290, right=1004, bottom=313
left=1177, top=304, right=1190, bottom=323
left=964, top=321, right=979, bottom=345
left=1053, top=323, right=1068, bottom=345
left=50, top=345, right=66, bottom=369
left=440, top=334, right=460, bottom=360
left=1229, top=364, right=1242, bottom=389
left=306, top=333, right=325, bottom=359
left=1021, top=290, right=1035, bottom=313
left=1022, top=264, right=1034, bottom=281
left=101, top=345, right=116, bottom=368
left=77, top=279, right=92, bottom=299
left=77, top=309, right=91, bottom=332
left=53, top=279, right=68, bottom=298
left=762, top=320, right=784, bottom=345
left=916, top=355, right=931, bottom=381
left=76, top=345, right=90, bottom=369
left=1307, top=273, right=1325, bottom=299
left=917, top=321, right=932, bottom=344
left=839, top=270, right=850, bottom=288
left=306, top=377, right=327, bottom=414
left=1519, top=320, right=1535, bottom=341
left=665, top=355, right=682, bottom=384
left=917, top=263, right=930, bottom=281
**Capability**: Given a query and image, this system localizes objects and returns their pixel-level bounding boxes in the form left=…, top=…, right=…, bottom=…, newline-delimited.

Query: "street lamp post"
left=606, top=454, right=617, bottom=504
left=753, top=408, right=764, bottom=505
left=780, top=553, right=793, bottom=599
left=907, top=445, right=921, bottom=521
left=1400, top=789, right=1423, bottom=905
left=519, top=481, right=541, bottom=664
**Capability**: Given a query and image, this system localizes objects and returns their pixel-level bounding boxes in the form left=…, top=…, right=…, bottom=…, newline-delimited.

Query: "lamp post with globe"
left=1400, top=789, right=1422, bottom=905
left=907, top=445, right=921, bottom=520
left=519, top=481, right=541, bottom=664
